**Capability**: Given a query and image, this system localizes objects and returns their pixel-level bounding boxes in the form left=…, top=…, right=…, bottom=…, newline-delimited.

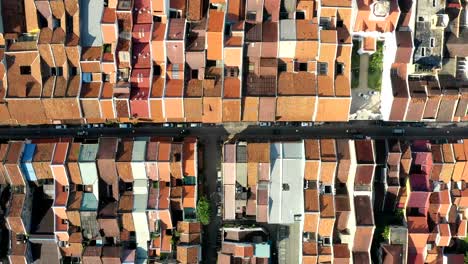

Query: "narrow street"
left=200, top=135, right=223, bottom=264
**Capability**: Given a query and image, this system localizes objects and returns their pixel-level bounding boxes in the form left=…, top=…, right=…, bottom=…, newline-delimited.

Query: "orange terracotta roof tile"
left=184, top=98, right=203, bottom=122
left=222, top=99, right=241, bottom=122
left=315, top=97, right=350, bottom=122
left=164, top=98, right=184, bottom=120
left=223, top=78, right=241, bottom=98
left=242, top=97, right=259, bottom=121
left=276, top=96, right=315, bottom=121
left=207, top=10, right=224, bottom=32
left=258, top=97, right=276, bottom=122
left=202, top=97, right=222, bottom=123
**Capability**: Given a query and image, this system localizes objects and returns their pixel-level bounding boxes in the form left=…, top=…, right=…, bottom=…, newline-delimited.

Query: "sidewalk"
left=359, top=53, right=369, bottom=89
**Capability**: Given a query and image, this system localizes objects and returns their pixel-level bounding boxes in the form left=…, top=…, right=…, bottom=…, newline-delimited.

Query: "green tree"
left=369, top=42, right=384, bottom=73
left=197, top=196, right=211, bottom=225
left=382, top=226, right=391, bottom=240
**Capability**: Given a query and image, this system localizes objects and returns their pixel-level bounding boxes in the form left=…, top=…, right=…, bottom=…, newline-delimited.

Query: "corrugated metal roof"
left=133, top=179, right=148, bottom=194
left=80, top=0, right=104, bottom=46
left=22, top=144, right=35, bottom=162
left=223, top=163, right=236, bottom=185
left=269, top=151, right=282, bottom=223
left=255, top=243, right=270, bottom=258
left=283, top=142, right=304, bottom=159
left=280, top=20, right=296, bottom=40
left=224, top=144, right=236, bottom=163
left=283, top=0, right=297, bottom=13
left=224, top=185, right=236, bottom=220
left=270, top=143, right=281, bottom=160
left=79, top=144, right=99, bottom=161
left=81, top=192, right=99, bottom=211
left=281, top=159, right=304, bottom=223
left=236, top=144, right=247, bottom=163
left=236, top=163, right=247, bottom=187
left=132, top=140, right=147, bottom=161
left=133, top=193, right=148, bottom=211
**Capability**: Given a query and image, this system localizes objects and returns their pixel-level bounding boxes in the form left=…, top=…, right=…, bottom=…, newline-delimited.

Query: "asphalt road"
left=199, top=136, right=222, bottom=264
left=0, top=122, right=465, bottom=263
left=0, top=123, right=466, bottom=140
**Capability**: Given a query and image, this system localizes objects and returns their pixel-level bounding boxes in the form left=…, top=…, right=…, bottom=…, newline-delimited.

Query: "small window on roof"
left=224, top=23, right=232, bottom=36
left=299, top=62, right=308, bottom=72
left=337, top=20, right=344, bottom=27
left=102, top=73, right=110, bottom=82
left=246, top=11, right=257, bottom=21
left=432, top=0, right=436, bottom=7
left=278, top=62, right=287, bottom=72
left=20, top=66, right=31, bottom=75
left=282, top=183, right=290, bottom=191
left=82, top=72, right=92, bottom=83
left=336, top=63, right=344, bottom=75
left=248, top=62, right=255, bottom=72
left=169, top=9, right=181, bottom=18
left=52, top=17, right=61, bottom=29
left=153, top=16, right=162, bottom=23
left=418, top=17, right=424, bottom=22
left=421, top=47, right=426, bottom=57
left=430, top=38, right=435, bottom=48
left=191, top=69, right=199, bottom=79
left=280, top=12, right=289, bottom=19
left=51, top=67, right=63, bottom=76
left=296, top=11, right=305, bottom=20
left=319, top=17, right=331, bottom=29
left=206, top=60, right=217, bottom=67
left=38, top=13, right=48, bottom=28
left=103, top=44, right=112, bottom=53
left=318, top=62, right=328, bottom=75
left=322, top=237, right=331, bottom=246
left=153, top=64, right=161, bottom=76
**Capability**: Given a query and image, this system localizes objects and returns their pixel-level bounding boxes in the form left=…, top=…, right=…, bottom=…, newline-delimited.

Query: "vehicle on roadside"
left=290, top=122, right=301, bottom=126
left=55, top=125, right=67, bottom=129
left=163, top=123, right=174, bottom=127
left=259, top=122, right=271, bottom=126
left=301, top=122, right=313, bottom=127
left=190, top=123, right=202, bottom=127
left=119, top=123, right=132, bottom=128
left=392, top=128, right=405, bottom=135
left=217, top=204, right=222, bottom=216
left=77, top=130, right=88, bottom=136
left=410, top=122, right=424, bottom=127
left=353, top=134, right=365, bottom=139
